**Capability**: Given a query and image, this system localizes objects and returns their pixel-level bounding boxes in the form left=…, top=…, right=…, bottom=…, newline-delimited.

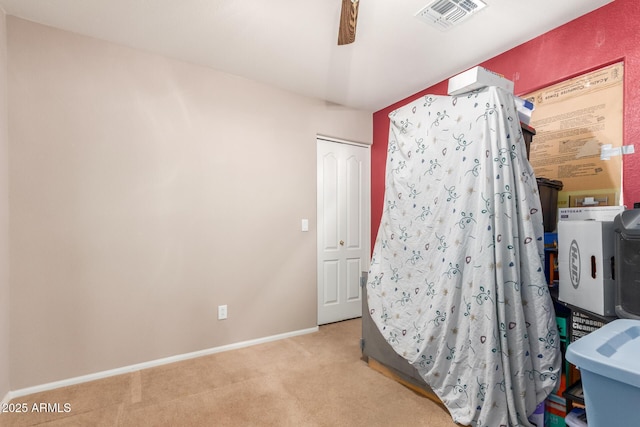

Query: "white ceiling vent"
left=415, top=0, right=487, bottom=31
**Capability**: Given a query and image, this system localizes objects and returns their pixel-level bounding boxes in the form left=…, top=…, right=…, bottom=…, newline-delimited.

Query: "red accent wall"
left=372, top=0, right=640, bottom=249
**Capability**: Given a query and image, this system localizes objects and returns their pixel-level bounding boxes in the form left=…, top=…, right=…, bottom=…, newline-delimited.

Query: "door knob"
left=340, top=240, right=345, bottom=246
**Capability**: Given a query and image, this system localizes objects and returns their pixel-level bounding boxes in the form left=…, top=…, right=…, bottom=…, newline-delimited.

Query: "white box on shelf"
left=514, top=96, right=534, bottom=125
left=558, top=206, right=624, bottom=222
left=447, top=66, right=514, bottom=96
left=558, top=220, right=616, bottom=316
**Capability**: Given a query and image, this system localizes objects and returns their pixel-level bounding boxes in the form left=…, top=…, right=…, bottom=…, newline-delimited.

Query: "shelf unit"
left=551, top=286, right=618, bottom=415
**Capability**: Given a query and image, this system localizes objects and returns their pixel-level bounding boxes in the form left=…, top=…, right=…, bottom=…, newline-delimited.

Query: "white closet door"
left=317, top=138, right=370, bottom=325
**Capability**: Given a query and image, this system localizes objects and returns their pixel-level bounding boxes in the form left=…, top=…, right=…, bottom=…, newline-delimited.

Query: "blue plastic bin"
left=565, top=319, right=640, bottom=427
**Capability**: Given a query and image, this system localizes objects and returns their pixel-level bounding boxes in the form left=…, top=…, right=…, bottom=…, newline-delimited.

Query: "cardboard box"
left=570, top=310, right=606, bottom=342
left=558, top=220, right=616, bottom=316
left=556, top=316, right=568, bottom=340
left=545, top=398, right=567, bottom=427
left=447, top=66, right=514, bottom=96
left=558, top=206, right=624, bottom=222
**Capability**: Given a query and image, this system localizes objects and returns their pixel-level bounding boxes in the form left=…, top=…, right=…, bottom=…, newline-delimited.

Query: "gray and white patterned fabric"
left=368, top=87, right=561, bottom=427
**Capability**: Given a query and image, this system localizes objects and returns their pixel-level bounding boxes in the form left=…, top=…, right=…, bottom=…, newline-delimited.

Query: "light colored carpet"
left=1, top=318, right=459, bottom=426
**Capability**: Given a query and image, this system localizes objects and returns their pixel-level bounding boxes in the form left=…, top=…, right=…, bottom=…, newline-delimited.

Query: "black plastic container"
left=537, top=177, right=563, bottom=232
left=613, top=209, right=640, bottom=319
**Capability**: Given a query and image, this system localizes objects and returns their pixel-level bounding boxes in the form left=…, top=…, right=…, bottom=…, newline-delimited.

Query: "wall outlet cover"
left=218, top=305, right=228, bottom=320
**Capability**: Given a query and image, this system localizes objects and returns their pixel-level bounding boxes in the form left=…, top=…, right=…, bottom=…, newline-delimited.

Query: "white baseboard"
left=8, top=326, right=319, bottom=400
left=1, top=391, right=10, bottom=406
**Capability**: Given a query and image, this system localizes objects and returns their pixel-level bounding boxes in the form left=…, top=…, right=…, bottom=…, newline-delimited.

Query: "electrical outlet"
left=218, top=305, right=228, bottom=320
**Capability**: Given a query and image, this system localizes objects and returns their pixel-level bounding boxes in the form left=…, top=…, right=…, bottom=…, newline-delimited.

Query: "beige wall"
left=0, top=9, right=10, bottom=400
left=7, top=17, right=372, bottom=389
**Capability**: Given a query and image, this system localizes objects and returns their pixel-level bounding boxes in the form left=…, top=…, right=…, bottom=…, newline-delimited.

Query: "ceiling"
left=0, top=0, right=613, bottom=111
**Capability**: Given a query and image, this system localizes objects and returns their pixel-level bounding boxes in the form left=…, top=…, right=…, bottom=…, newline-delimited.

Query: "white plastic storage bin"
left=565, top=319, right=640, bottom=427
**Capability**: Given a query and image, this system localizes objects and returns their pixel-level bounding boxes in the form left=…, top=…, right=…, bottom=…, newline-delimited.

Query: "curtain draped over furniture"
left=367, top=87, right=561, bottom=427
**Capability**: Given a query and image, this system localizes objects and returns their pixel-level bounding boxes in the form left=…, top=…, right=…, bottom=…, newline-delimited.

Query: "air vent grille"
left=415, top=0, right=487, bottom=30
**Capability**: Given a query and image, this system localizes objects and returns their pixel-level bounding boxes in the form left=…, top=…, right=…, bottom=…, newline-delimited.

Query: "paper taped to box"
left=448, top=66, right=514, bottom=96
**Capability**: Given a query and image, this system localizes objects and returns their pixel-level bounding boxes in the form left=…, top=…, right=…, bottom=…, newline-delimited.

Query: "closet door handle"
left=340, top=240, right=345, bottom=246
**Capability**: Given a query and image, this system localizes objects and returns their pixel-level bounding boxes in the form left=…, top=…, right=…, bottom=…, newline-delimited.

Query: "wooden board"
left=367, top=357, right=444, bottom=407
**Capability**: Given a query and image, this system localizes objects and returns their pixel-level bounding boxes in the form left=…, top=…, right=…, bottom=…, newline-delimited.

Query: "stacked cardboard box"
left=546, top=374, right=567, bottom=426
left=545, top=317, right=570, bottom=426
left=570, top=311, right=606, bottom=342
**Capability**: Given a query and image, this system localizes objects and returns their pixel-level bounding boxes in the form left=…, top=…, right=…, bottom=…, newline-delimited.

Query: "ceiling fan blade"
left=337, top=0, right=359, bottom=45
